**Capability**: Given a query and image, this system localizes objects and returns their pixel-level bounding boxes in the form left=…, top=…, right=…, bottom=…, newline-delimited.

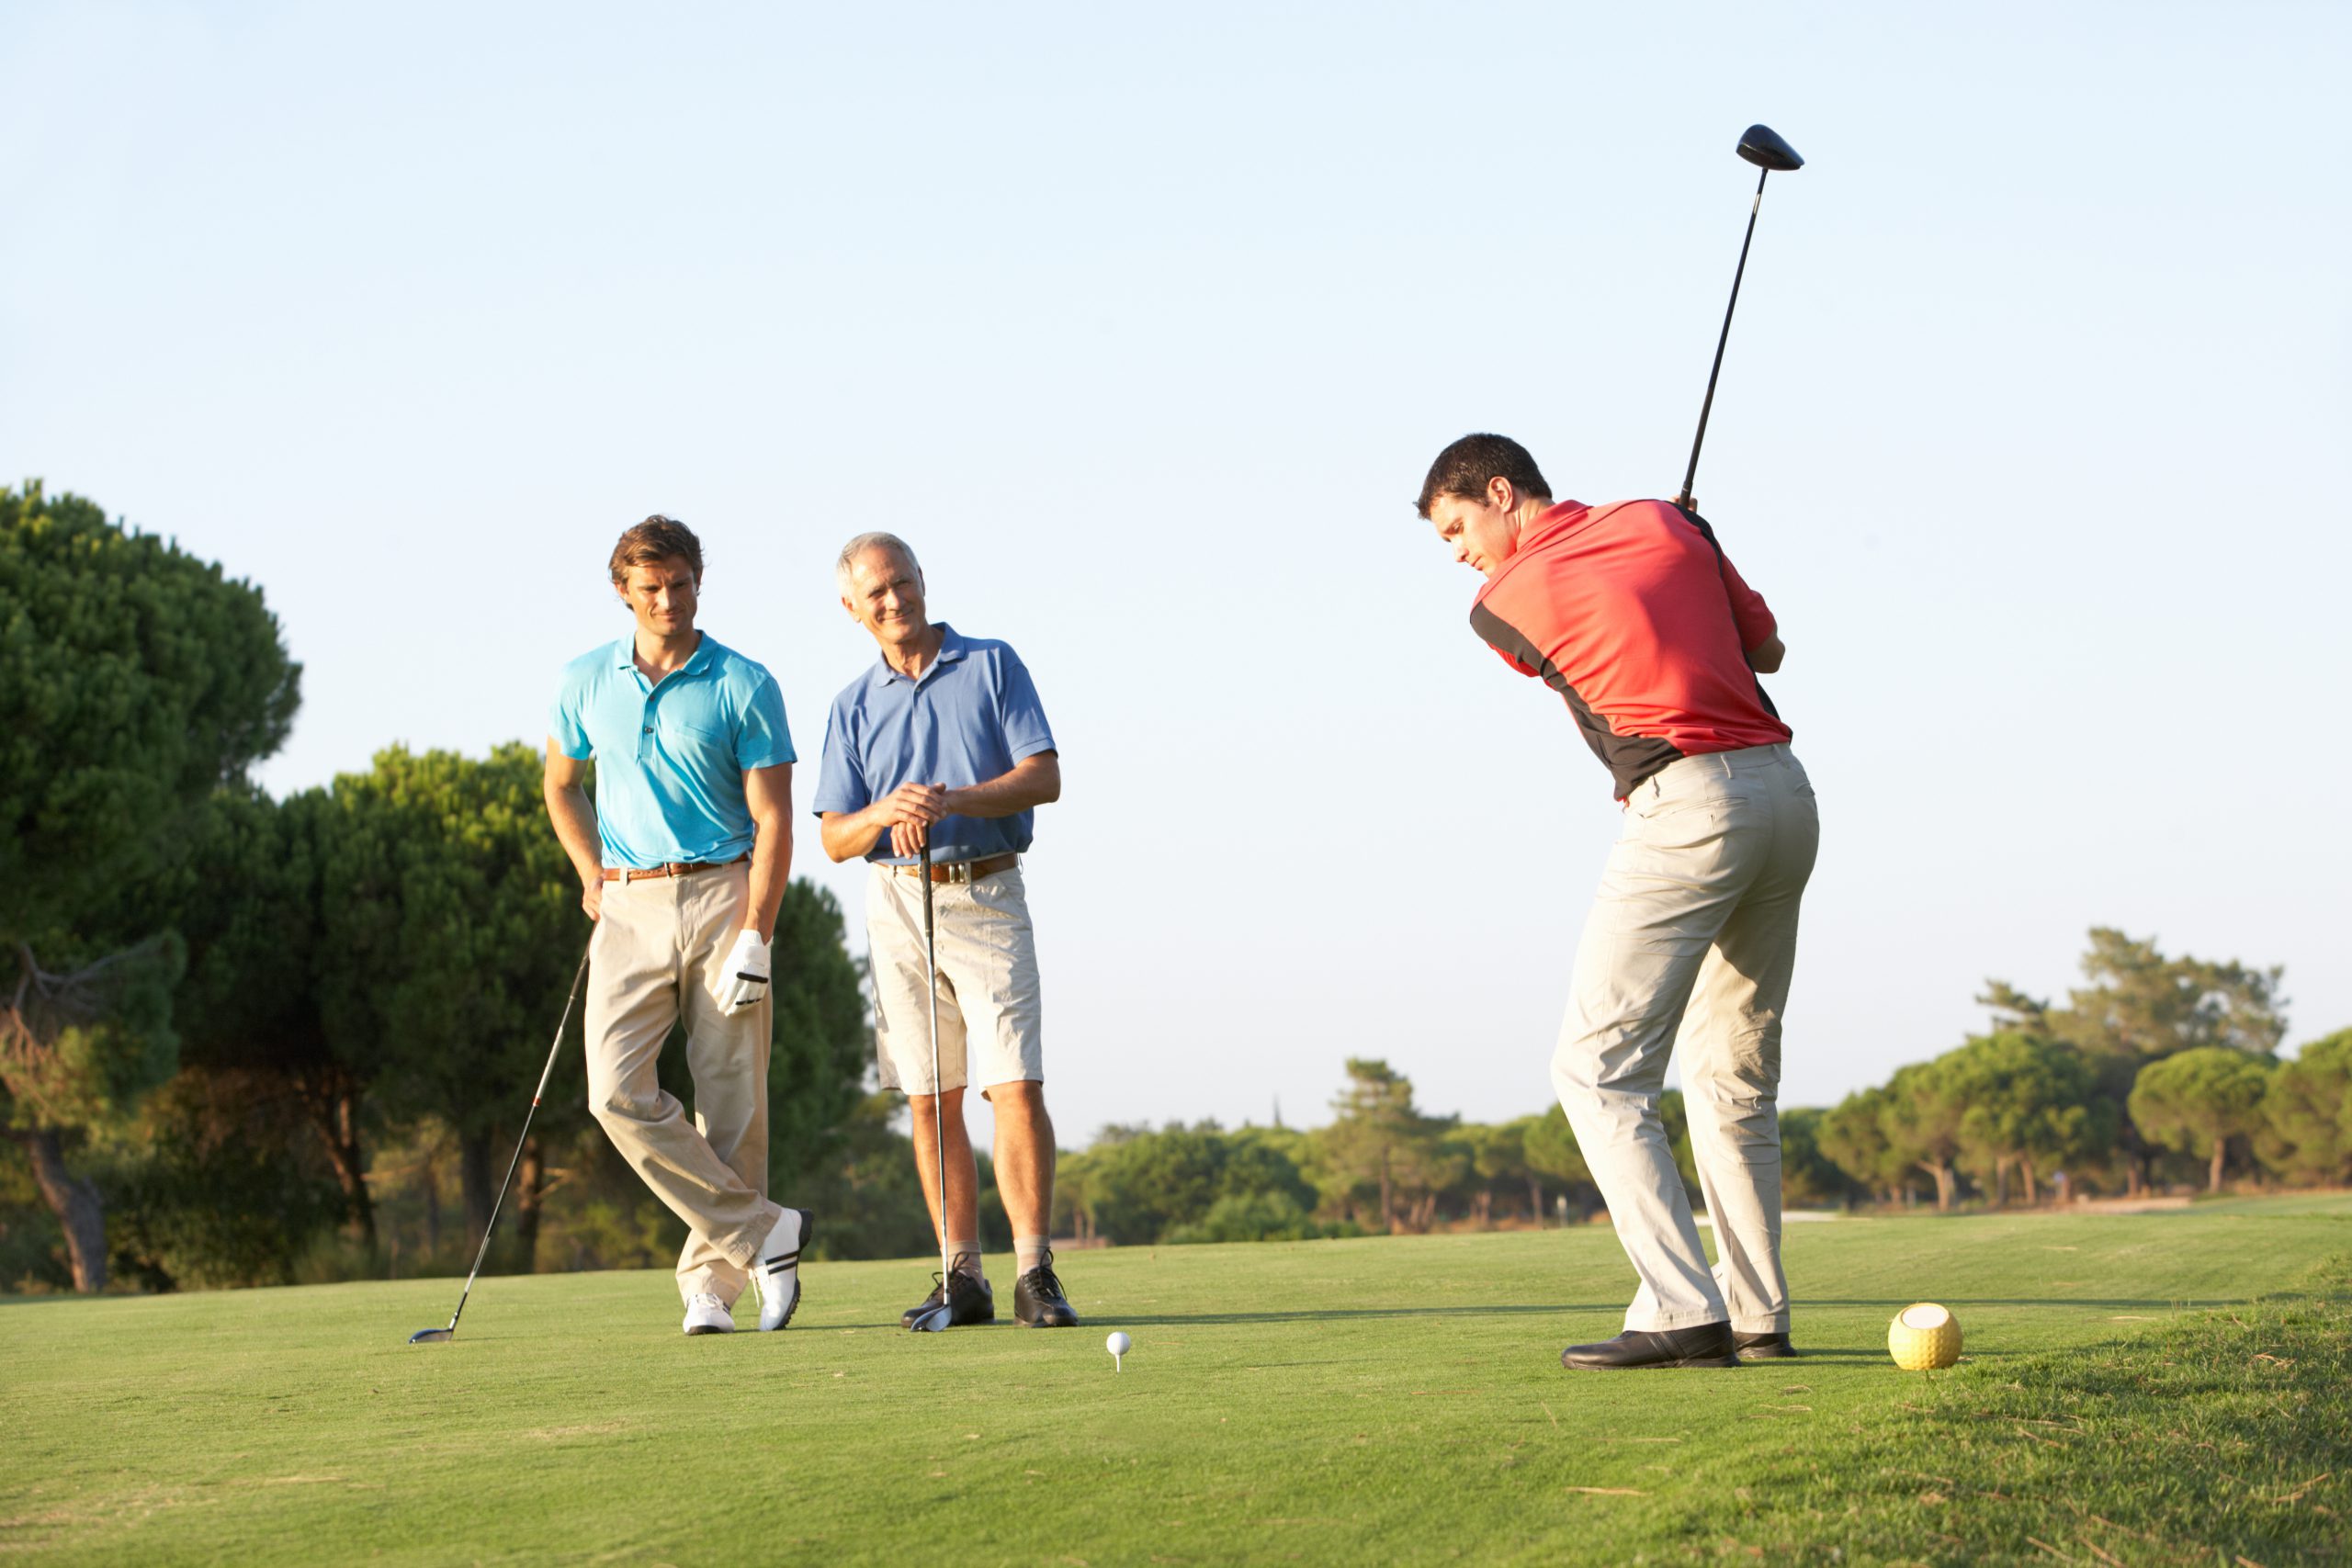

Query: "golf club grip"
left=530, top=944, right=594, bottom=1100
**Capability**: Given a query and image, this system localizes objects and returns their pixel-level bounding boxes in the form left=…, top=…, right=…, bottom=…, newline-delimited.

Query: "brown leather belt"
left=601, top=853, right=749, bottom=883
left=893, top=852, right=1018, bottom=884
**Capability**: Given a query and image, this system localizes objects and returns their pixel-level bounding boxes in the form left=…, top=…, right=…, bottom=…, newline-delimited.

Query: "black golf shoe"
left=900, top=1256, right=994, bottom=1328
left=1734, top=1330, right=1797, bottom=1359
left=1560, top=1322, right=1740, bottom=1370
left=1012, top=1253, right=1079, bottom=1328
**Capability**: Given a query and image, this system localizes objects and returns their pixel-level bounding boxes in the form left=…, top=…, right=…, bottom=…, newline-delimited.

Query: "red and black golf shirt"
left=1470, top=499, right=1791, bottom=799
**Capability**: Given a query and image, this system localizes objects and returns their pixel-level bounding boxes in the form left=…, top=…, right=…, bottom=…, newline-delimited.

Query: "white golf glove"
left=721, top=929, right=771, bottom=1014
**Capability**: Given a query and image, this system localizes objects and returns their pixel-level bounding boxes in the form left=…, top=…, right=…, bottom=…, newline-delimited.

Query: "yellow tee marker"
left=1888, top=1303, right=1962, bottom=1370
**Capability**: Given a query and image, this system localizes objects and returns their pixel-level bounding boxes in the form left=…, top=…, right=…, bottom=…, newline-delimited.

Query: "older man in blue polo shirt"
left=544, top=514, right=813, bottom=1337
left=815, top=531, right=1078, bottom=1330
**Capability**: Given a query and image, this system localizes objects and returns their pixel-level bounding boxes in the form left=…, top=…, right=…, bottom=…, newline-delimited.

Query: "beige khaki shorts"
left=867, top=860, right=1043, bottom=1095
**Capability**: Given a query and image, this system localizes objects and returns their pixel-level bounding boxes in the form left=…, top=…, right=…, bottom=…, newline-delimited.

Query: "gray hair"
left=835, top=531, right=922, bottom=597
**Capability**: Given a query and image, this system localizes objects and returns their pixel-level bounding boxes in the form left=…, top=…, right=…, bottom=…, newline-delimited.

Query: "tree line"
left=1046, top=936, right=2350, bottom=1249
left=1815, top=931, right=2348, bottom=1209
left=1044, top=1056, right=1866, bottom=1245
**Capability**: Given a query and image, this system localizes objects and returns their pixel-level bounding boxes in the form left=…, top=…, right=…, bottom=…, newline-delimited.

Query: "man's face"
left=841, top=546, right=929, bottom=650
left=616, top=557, right=699, bottom=639
left=1428, top=480, right=1522, bottom=580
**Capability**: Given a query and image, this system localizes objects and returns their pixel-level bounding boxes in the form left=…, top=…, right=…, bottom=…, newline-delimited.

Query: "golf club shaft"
left=1675, top=167, right=1771, bottom=511
left=922, top=839, right=950, bottom=1299
left=434, top=942, right=593, bottom=1336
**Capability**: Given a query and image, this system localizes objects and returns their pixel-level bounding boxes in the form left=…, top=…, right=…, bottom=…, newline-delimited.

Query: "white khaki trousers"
left=1553, top=743, right=1819, bottom=1335
left=585, top=861, right=783, bottom=1307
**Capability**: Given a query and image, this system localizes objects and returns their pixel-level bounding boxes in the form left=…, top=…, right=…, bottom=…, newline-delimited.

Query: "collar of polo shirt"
left=874, top=622, right=970, bottom=685
left=616, top=634, right=715, bottom=681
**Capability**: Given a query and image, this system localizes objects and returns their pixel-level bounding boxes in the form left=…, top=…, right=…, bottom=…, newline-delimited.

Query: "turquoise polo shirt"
left=548, top=632, right=796, bottom=870
left=811, top=624, right=1056, bottom=865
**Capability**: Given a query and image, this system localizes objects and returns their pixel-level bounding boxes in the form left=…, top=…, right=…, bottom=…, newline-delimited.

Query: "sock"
left=946, top=1241, right=983, bottom=1282
left=1016, top=1235, right=1051, bottom=1277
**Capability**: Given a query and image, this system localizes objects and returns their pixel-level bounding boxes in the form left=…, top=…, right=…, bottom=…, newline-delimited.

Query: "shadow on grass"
left=1105, top=1303, right=1601, bottom=1325
left=1754, top=1346, right=2030, bottom=1363
left=1083, top=1294, right=2286, bottom=1329
left=1801, top=1294, right=2301, bottom=1309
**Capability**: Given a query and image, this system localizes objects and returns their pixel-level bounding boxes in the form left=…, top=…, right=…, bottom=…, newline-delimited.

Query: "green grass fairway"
left=6, top=1202, right=2349, bottom=1565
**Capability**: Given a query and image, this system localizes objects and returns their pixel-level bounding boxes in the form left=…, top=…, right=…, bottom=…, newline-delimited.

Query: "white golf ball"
left=1105, top=1331, right=1132, bottom=1356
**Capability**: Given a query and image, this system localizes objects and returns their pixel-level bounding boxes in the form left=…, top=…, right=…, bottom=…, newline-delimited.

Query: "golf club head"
left=407, top=1327, right=454, bottom=1344
left=906, top=1302, right=953, bottom=1334
left=1736, top=124, right=1804, bottom=172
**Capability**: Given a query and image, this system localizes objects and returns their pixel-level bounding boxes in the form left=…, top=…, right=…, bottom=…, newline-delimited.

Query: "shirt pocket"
left=659, top=714, right=735, bottom=768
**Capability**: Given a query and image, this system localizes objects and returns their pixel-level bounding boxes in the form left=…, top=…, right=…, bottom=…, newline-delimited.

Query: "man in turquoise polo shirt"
left=543, top=513, right=813, bottom=1337
left=815, top=530, right=1078, bottom=1330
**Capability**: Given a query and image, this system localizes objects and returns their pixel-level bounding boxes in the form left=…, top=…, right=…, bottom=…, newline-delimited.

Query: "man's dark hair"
left=1414, top=434, right=1552, bottom=519
left=609, top=514, right=705, bottom=584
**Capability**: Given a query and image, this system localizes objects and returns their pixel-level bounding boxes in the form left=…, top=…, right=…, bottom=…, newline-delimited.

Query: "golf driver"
left=906, top=837, right=956, bottom=1333
left=1672, top=123, right=1804, bottom=513
left=407, top=942, right=593, bottom=1345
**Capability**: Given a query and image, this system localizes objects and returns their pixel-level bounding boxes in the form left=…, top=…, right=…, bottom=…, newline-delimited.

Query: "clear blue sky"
left=6, top=2, right=2346, bottom=1149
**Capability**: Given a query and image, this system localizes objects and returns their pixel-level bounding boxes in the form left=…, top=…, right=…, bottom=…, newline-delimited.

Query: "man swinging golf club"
left=814, top=531, right=1078, bottom=1331
left=1418, top=435, right=1819, bottom=1370
left=544, top=514, right=812, bottom=1337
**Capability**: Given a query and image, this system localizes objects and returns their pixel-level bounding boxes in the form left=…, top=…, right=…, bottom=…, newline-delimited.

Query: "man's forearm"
left=744, top=819, right=792, bottom=941
left=945, top=755, right=1060, bottom=819
left=547, top=784, right=604, bottom=883
left=820, top=807, right=888, bottom=863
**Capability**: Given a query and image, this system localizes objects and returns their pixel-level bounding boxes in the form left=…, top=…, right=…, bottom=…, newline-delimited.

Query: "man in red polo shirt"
left=1418, top=433, right=1820, bottom=1371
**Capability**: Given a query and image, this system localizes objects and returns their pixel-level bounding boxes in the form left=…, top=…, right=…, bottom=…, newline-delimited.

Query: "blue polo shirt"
left=812, top=624, right=1057, bottom=865
left=549, top=632, right=796, bottom=870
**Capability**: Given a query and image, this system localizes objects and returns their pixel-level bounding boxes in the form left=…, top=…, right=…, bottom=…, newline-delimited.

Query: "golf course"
left=5, top=1200, right=2346, bottom=1565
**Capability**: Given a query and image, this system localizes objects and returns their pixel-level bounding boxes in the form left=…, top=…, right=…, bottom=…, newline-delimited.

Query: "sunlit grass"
left=4, top=1198, right=2347, bottom=1565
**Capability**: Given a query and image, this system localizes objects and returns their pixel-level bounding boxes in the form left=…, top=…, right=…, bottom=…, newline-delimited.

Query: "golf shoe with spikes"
left=1560, top=1323, right=1739, bottom=1369
left=1012, top=1251, right=1079, bottom=1328
left=751, top=1207, right=814, bottom=1332
left=1734, top=1330, right=1797, bottom=1359
left=899, top=1254, right=993, bottom=1328
left=682, top=1292, right=735, bottom=1336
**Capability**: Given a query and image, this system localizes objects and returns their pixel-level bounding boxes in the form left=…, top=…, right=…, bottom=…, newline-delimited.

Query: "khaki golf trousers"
left=585, top=861, right=783, bottom=1307
left=1554, top=743, right=1818, bottom=1336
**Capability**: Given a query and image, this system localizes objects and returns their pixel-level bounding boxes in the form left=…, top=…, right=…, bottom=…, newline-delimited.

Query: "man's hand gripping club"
left=879, top=782, right=949, bottom=858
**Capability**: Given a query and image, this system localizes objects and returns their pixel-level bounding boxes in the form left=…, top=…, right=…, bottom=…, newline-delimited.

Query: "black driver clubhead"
left=1737, top=124, right=1804, bottom=172
left=408, top=1327, right=454, bottom=1344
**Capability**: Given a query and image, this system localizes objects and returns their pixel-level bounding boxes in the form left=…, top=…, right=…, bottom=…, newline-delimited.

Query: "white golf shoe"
left=682, top=1292, right=735, bottom=1336
left=751, top=1207, right=814, bottom=1332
